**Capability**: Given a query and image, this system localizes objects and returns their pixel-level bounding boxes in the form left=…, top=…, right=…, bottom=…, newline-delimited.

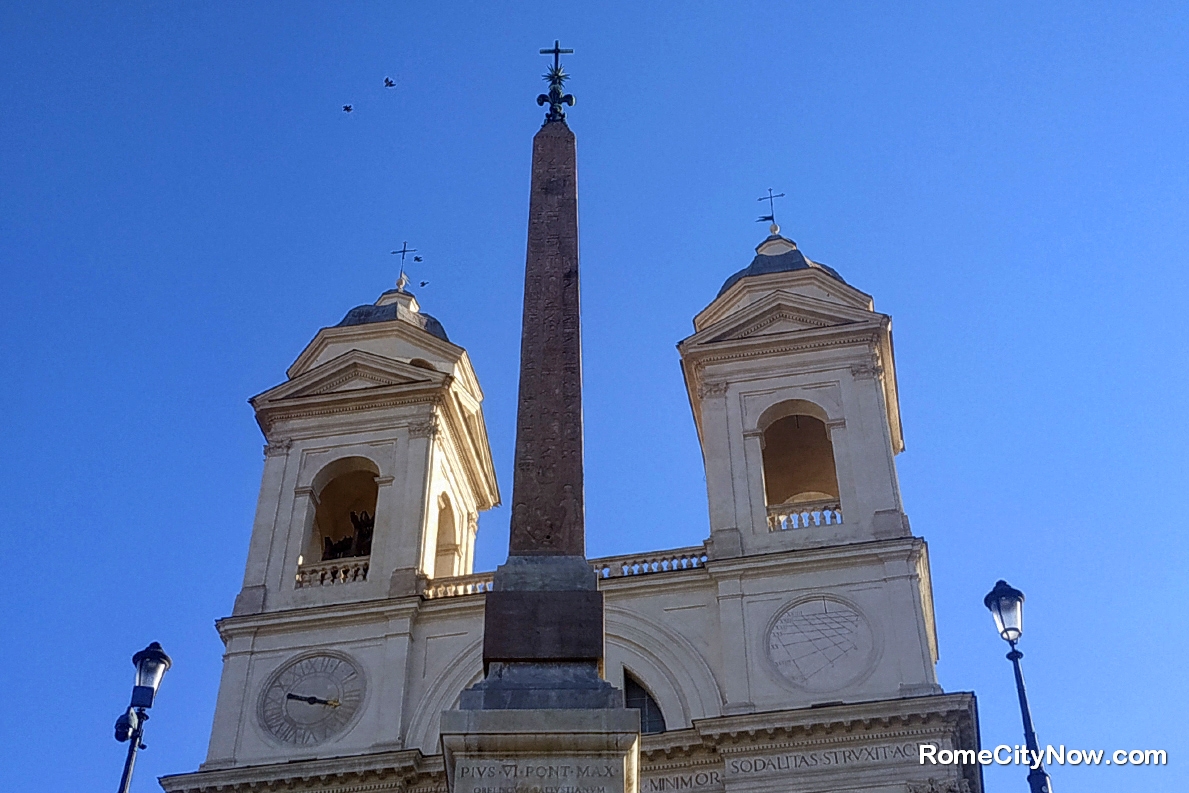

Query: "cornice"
left=597, top=569, right=713, bottom=601
left=434, top=394, right=500, bottom=510
left=704, top=536, right=926, bottom=579
left=640, top=728, right=717, bottom=764
left=161, top=748, right=443, bottom=793
left=690, top=693, right=977, bottom=746
left=680, top=321, right=886, bottom=367
left=217, top=595, right=423, bottom=641
left=257, top=392, right=444, bottom=436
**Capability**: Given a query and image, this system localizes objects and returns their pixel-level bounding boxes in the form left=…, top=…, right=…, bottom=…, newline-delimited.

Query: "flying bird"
left=384, top=77, right=396, bottom=88
left=343, top=104, right=353, bottom=113
left=420, top=281, right=430, bottom=287
left=413, top=255, right=422, bottom=262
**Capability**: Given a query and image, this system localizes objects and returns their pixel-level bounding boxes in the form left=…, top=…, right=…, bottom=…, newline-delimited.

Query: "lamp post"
left=114, top=642, right=172, bottom=793
left=984, top=580, right=1052, bottom=793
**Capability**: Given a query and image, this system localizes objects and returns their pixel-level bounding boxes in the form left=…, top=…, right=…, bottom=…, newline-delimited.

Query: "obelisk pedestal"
left=441, top=710, right=640, bottom=793
left=441, top=54, right=639, bottom=793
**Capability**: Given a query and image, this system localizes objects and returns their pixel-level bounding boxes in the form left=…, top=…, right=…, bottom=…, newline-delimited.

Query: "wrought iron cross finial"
left=390, top=241, right=418, bottom=292
left=757, top=188, right=786, bottom=228
left=537, top=40, right=575, bottom=124
left=391, top=241, right=417, bottom=264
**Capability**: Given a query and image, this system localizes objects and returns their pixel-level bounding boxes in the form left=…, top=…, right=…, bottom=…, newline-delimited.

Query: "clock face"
left=257, top=652, right=366, bottom=746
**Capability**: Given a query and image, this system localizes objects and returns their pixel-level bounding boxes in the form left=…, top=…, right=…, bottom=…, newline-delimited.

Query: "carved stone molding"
left=263, top=438, right=292, bottom=458
left=293, top=485, right=318, bottom=506
left=407, top=417, right=440, bottom=439
left=850, top=362, right=884, bottom=380
left=698, top=381, right=730, bottom=399
left=732, top=310, right=831, bottom=339
left=826, top=419, right=847, bottom=432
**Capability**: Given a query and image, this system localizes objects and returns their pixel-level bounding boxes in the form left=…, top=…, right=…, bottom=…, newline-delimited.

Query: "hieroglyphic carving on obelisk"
left=507, top=117, right=585, bottom=557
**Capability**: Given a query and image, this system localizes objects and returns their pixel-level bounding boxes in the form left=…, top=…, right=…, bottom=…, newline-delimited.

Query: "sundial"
left=767, top=597, right=876, bottom=692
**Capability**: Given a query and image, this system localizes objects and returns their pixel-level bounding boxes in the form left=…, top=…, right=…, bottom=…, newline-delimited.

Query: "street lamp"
left=984, top=581, right=1052, bottom=793
left=114, top=642, right=172, bottom=793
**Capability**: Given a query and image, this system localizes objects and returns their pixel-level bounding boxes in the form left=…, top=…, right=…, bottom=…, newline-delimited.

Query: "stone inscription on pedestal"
left=456, top=759, right=624, bottom=793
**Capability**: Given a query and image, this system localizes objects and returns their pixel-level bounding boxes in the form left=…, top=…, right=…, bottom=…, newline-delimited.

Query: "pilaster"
left=234, top=446, right=293, bottom=615
left=714, top=575, right=754, bottom=714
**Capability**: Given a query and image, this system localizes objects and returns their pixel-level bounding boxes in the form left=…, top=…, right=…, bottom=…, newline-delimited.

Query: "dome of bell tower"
left=716, top=229, right=848, bottom=298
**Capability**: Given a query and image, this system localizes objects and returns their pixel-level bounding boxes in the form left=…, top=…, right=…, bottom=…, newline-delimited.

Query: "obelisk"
left=441, top=44, right=639, bottom=793
left=458, top=41, right=619, bottom=710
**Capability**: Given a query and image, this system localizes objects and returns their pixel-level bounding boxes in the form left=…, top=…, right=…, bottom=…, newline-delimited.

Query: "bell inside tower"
left=312, top=468, right=378, bottom=561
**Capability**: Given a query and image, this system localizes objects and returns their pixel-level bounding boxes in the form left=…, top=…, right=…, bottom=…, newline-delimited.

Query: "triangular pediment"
left=252, top=349, right=446, bottom=406
left=287, top=317, right=462, bottom=380
left=690, top=290, right=884, bottom=346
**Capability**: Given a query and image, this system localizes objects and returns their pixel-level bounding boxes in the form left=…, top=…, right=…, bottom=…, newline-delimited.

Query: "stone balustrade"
left=295, top=557, right=370, bottom=588
left=767, top=500, right=843, bottom=531
left=421, top=546, right=711, bottom=600
left=592, top=546, right=709, bottom=579
left=423, top=573, right=495, bottom=600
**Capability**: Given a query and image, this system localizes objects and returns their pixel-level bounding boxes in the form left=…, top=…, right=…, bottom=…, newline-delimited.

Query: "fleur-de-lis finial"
left=536, top=40, right=575, bottom=124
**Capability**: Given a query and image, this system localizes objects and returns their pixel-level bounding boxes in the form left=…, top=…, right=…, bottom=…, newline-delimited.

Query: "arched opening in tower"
left=761, top=414, right=840, bottom=507
left=314, top=469, right=377, bottom=561
left=433, top=494, right=460, bottom=578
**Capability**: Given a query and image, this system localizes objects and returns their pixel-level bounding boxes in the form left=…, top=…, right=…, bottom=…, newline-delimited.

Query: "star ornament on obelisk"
left=459, top=41, right=622, bottom=711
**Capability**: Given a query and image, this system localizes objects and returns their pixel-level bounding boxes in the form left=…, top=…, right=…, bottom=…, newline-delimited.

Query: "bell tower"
left=679, top=225, right=909, bottom=560
left=233, top=283, right=500, bottom=617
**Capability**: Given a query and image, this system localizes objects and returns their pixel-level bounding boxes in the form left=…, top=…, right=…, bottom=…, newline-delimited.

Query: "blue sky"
left=1, top=2, right=1186, bottom=791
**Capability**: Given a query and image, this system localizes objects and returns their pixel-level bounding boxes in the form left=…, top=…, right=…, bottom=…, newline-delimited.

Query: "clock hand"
left=286, top=693, right=342, bottom=707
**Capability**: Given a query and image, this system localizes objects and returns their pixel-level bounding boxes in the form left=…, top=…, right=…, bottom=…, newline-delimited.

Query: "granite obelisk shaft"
left=476, top=118, right=611, bottom=686
left=508, top=119, right=584, bottom=556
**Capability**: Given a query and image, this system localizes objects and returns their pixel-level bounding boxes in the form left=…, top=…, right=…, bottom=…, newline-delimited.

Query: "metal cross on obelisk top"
left=540, top=39, right=573, bottom=70
left=537, top=40, right=576, bottom=123
left=757, top=188, right=786, bottom=225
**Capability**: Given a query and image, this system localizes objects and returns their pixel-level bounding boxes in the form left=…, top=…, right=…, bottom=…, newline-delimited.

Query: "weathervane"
left=537, top=40, right=575, bottom=123
left=390, top=241, right=423, bottom=292
left=757, top=188, right=786, bottom=233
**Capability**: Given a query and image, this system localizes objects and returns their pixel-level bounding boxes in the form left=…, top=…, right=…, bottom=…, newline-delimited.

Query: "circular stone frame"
left=762, top=593, right=882, bottom=694
left=255, top=649, right=369, bottom=747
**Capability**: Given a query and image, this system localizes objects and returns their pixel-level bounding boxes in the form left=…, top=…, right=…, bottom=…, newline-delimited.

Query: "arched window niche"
left=432, top=493, right=460, bottom=578
left=623, top=672, right=666, bottom=735
left=757, top=400, right=843, bottom=531
left=306, top=457, right=379, bottom=563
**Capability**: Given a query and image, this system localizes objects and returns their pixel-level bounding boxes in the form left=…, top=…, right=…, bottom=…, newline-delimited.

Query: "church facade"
left=161, top=112, right=981, bottom=793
